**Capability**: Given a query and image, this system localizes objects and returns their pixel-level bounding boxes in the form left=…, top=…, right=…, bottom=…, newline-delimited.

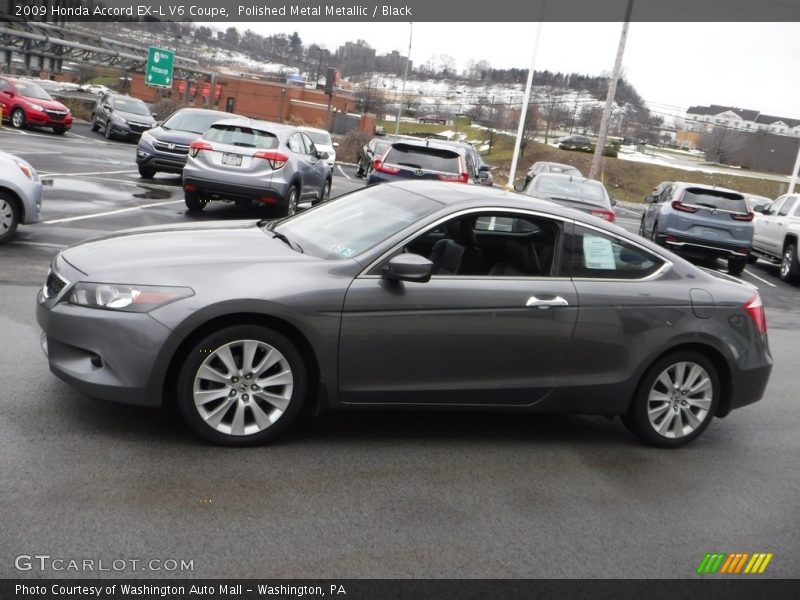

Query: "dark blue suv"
left=366, top=139, right=468, bottom=186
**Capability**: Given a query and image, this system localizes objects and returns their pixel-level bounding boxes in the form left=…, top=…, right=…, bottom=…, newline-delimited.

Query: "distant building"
left=335, top=40, right=376, bottom=76
left=375, top=50, right=412, bottom=76
left=685, top=105, right=800, bottom=136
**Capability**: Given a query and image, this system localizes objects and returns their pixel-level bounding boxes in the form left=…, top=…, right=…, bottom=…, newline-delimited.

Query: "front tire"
left=315, top=179, right=331, bottom=204
left=184, top=190, right=206, bottom=212
left=728, top=255, right=746, bottom=276
left=0, top=192, right=20, bottom=243
left=138, top=166, right=156, bottom=179
left=176, top=325, right=307, bottom=446
left=780, top=243, right=800, bottom=283
left=11, top=108, right=25, bottom=129
left=104, top=121, right=114, bottom=140
left=623, top=351, right=719, bottom=448
left=90, top=115, right=100, bottom=132
left=53, top=126, right=66, bottom=135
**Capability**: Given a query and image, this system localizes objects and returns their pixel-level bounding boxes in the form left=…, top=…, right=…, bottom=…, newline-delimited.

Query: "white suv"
left=299, top=127, right=337, bottom=167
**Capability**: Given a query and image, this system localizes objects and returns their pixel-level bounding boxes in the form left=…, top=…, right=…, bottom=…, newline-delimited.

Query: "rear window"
left=205, top=125, right=279, bottom=149
left=384, top=144, right=461, bottom=173
left=682, top=188, right=747, bottom=213
left=550, top=166, right=581, bottom=176
left=305, top=130, right=332, bottom=146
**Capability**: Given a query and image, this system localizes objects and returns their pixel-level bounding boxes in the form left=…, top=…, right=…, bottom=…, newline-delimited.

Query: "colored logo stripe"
left=697, top=552, right=772, bottom=574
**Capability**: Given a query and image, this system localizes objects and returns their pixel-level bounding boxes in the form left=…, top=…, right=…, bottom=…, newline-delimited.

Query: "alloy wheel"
left=781, top=248, right=792, bottom=279
left=287, top=188, right=298, bottom=216
left=646, top=361, right=712, bottom=439
left=0, top=198, right=16, bottom=234
left=11, top=109, right=24, bottom=128
left=192, top=339, right=294, bottom=437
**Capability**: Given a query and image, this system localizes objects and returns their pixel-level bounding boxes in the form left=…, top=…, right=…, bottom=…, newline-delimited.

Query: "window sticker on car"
left=583, top=236, right=616, bottom=269
left=331, top=245, right=356, bottom=257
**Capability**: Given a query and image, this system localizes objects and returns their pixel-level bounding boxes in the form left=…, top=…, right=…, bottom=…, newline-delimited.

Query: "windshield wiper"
left=271, top=231, right=303, bottom=253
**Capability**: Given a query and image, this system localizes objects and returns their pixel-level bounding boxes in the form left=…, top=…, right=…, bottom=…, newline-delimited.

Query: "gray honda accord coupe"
left=36, top=181, right=772, bottom=447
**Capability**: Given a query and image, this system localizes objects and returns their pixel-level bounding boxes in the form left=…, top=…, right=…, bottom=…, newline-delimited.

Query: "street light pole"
left=394, top=22, right=413, bottom=137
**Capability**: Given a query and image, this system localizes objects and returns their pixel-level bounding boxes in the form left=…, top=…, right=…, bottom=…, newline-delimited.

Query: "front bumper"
left=136, top=139, right=188, bottom=174
left=37, top=287, right=173, bottom=407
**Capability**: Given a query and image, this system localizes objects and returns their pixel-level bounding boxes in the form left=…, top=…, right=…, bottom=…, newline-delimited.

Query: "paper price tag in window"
left=583, top=236, right=616, bottom=270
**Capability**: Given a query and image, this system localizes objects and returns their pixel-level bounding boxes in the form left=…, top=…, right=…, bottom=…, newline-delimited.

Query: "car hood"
left=117, top=110, right=156, bottom=125
left=145, top=127, right=203, bottom=145
left=27, top=96, right=69, bottom=112
left=61, top=221, right=310, bottom=281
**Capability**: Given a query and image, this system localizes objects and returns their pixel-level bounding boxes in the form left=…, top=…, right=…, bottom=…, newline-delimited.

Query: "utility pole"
left=589, top=0, right=634, bottom=181
left=394, top=22, right=413, bottom=137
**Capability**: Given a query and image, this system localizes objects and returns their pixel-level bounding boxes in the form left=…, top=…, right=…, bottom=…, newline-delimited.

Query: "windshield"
left=14, top=81, right=52, bottom=100
left=272, top=186, right=442, bottom=259
left=112, top=97, right=151, bottom=116
left=163, top=110, right=231, bottom=134
left=304, top=130, right=331, bottom=145
left=528, top=175, right=607, bottom=205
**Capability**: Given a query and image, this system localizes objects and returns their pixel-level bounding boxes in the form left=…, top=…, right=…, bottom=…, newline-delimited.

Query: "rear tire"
left=285, top=185, right=299, bottom=216
left=622, top=351, right=719, bottom=448
left=90, top=116, right=100, bottom=132
left=138, top=166, right=156, bottom=179
left=184, top=190, right=206, bottom=212
left=728, top=256, right=746, bottom=276
left=0, top=192, right=20, bottom=244
left=780, top=243, right=800, bottom=283
left=176, top=325, right=307, bottom=446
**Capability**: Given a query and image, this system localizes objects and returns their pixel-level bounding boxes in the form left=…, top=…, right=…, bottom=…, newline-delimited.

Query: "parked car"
left=135, top=107, right=237, bottom=179
left=445, top=141, right=494, bottom=186
left=419, top=114, right=447, bottom=124
left=524, top=161, right=582, bottom=188
left=36, top=181, right=772, bottom=448
left=640, top=182, right=754, bottom=275
left=750, top=193, right=800, bottom=282
left=0, top=76, right=73, bottom=134
left=357, top=137, right=394, bottom=179
left=523, top=173, right=616, bottom=222
left=182, top=117, right=332, bottom=215
left=81, top=84, right=112, bottom=95
left=299, top=127, right=337, bottom=168
left=90, top=93, right=157, bottom=141
left=557, top=135, right=592, bottom=150
left=744, top=194, right=773, bottom=213
left=0, top=151, right=42, bottom=244
left=367, top=139, right=468, bottom=186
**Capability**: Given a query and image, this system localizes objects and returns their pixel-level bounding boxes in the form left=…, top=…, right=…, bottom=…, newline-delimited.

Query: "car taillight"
left=17, top=164, right=34, bottom=180
left=671, top=200, right=699, bottom=213
left=374, top=159, right=400, bottom=175
left=591, top=209, right=616, bottom=222
left=189, top=140, right=212, bottom=158
left=253, top=151, right=288, bottom=169
left=438, top=172, right=470, bottom=183
left=732, top=211, right=754, bottom=221
left=744, top=293, right=767, bottom=334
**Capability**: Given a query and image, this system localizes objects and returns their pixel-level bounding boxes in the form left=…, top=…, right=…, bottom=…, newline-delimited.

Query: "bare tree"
left=539, top=90, right=569, bottom=144
left=519, top=102, right=540, bottom=158
left=354, top=75, right=387, bottom=116
left=700, top=126, right=746, bottom=164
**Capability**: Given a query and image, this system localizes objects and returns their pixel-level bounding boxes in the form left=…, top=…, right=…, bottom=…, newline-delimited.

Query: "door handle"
left=526, top=295, right=569, bottom=309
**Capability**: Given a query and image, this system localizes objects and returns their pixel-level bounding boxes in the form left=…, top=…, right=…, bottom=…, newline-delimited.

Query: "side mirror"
left=478, top=164, right=490, bottom=172
left=752, top=205, right=765, bottom=214
left=151, top=112, right=158, bottom=119
left=513, top=181, right=526, bottom=192
left=383, top=253, right=433, bottom=283
left=610, top=198, right=618, bottom=207
left=316, top=150, right=329, bottom=160
left=332, top=142, right=339, bottom=148
left=645, top=194, right=656, bottom=203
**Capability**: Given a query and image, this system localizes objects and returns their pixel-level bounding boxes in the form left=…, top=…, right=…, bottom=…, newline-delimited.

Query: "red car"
left=0, top=77, right=73, bottom=134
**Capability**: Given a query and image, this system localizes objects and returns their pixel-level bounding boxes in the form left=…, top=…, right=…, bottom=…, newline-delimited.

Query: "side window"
left=659, top=185, right=674, bottom=202
left=287, top=134, right=304, bottom=154
left=0, top=80, right=9, bottom=93
left=301, top=133, right=316, bottom=155
left=570, top=225, right=664, bottom=279
left=768, top=196, right=786, bottom=216
left=778, top=197, right=796, bottom=217
left=465, top=152, right=476, bottom=177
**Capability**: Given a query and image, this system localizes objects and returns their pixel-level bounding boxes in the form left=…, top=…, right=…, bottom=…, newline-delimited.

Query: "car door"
left=338, top=209, right=579, bottom=406
left=754, top=195, right=786, bottom=254
left=644, top=184, right=670, bottom=233
left=771, top=196, right=798, bottom=254
left=561, top=222, right=674, bottom=410
left=286, top=133, right=313, bottom=197
left=300, top=132, right=326, bottom=195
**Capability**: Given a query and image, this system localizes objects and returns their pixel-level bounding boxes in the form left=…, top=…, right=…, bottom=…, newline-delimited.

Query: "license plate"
left=222, top=153, right=242, bottom=167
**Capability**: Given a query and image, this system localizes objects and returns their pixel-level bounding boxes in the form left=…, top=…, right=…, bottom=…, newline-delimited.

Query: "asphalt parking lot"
left=1, top=122, right=799, bottom=579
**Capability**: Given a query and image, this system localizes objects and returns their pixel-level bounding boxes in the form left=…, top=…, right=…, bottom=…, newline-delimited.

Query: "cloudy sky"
left=236, top=22, right=800, bottom=121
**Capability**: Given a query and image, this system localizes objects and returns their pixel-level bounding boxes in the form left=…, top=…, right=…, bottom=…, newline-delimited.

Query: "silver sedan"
left=0, top=150, right=42, bottom=243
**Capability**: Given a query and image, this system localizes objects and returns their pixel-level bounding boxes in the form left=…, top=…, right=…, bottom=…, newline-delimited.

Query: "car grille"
left=45, top=110, right=68, bottom=121
left=44, top=270, right=70, bottom=300
left=153, top=140, right=190, bottom=155
left=128, top=123, right=151, bottom=134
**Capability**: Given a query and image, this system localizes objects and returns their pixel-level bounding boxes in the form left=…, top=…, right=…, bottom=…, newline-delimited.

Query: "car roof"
left=390, top=138, right=465, bottom=153
left=535, top=161, right=580, bottom=170
left=298, top=126, right=330, bottom=135
left=672, top=181, right=743, bottom=195
left=532, top=172, right=604, bottom=186
left=174, top=107, right=236, bottom=117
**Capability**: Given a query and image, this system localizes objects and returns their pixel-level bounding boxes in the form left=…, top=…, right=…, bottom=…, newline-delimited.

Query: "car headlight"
left=140, top=131, right=155, bottom=144
left=30, top=103, right=44, bottom=112
left=14, top=157, right=39, bottom=181
left=69, top=283, right=194, bottom=312
left=112, top=113, right=127, bottom=124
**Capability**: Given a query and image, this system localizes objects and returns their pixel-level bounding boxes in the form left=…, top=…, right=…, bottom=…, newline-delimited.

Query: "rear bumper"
left=658, top=231, right=750, bottom=258
left=183, top=175, right=290, bottom=205
left=724, top=361, right=772, bottom=415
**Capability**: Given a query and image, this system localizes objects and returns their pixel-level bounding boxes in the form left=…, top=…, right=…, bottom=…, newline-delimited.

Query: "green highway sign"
left=146, top=46, right=174, bottom=88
